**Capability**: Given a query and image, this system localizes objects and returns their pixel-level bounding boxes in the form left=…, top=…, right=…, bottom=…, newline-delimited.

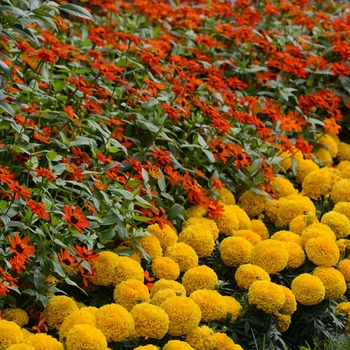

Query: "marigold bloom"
left=185, top=325, right=216, bottom=350
left=331, top=179, right=350, bottom=203
left=0, top=319, right=23, bottom=346
left=182, top=217, right=219, bottom=240
left=337, top=259, right=350, bottom=281
left=319, top=134, right=339, bottom=158
left=182, top=265, right=218, bottom=296
left=274, top=312, right=292, bottom=333
left=215, top=332, right=243, bottom=350
left=305, top=237, right=340, bottom=267
left=62, top=204, right=89, bottom=233
left=8, top=233, right=35, bottom=262
left=186, top=204, right=207, bottom=218
left=150, top=279, right=186, bottom=298
left=278, top=285, right=297, bottom=316
left=321, top=211, right=350, bottom=239
left=65, top=324, right=106, bottom=350
left=295, top=159, right=319, bottom=184
left=129, top=235, right=163, bottom=260
left=2, top=308, right=29, bottom=327
left=7, top=344, right=35, bottom=350
left=237, top=190, right=270, bottom=217
left=164, top=242, right=198, bottom=272
left=313, top=266, right=346, bottom=300
left=335, top=302, right=350, bottom=317
left=270, top=230, right=301, bottom=246
left=113, top=256, right=144, bottom=285
left=220, top=237, right=253, bottom=267
left=213, top=204, right=240, bottom=235
left=163, top=340, right=195, bottom=350
left=232, top=229, right=261, bottom=246
left=91, top=251, right=119, bottom=286
left=218, top=187, right=235, bottom=205
left=250, top=220, right=269, bottom=240
left=333, top=202, right=350, bottom=220
left=146, top=224, right=178, bottom=250
left=271, top=177, right=297, bottom=198
left=291, top=273, right=325, bottom=306
left=223, top=296, right=242, bottom=324
left=300, top=223, right=336, bottom=248
left=289, top=214, right=319, bottom=236
left=151, top=289, right=180, bottom=306
left=151, top=257, right=180, bottom=280
left=234, top=264, right=270, bottom=290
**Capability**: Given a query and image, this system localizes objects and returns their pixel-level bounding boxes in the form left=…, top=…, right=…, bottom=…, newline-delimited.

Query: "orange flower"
left=7, top=180, right=31, bottom=200
left=324, top=117, right=341, bottom=135
left=58, top=248, right=78, bottom=270
left=9, top=255, right=26, bottom=274
left=26, top=200, right=50, bottom=221
left=8, top=233, right=36, bottom=261
left=62, top=204, right=90, bottom=233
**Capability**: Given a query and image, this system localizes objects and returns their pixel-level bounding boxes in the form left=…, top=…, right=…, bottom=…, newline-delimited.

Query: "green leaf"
left=102, top=211, right=120, bottom=226
left=132, top=215, right=153, bottom=222
left=11, top=25, right=40, bottom=45
left=29, top=0, right=43, bottom=11
left=0, top=100, right=14, bottom=116
left=113, top=189, right=135, bottom=200
left=33, top=269, right=43, bottom=290
left=58, top=4, right=94, bottom=21
left=168, top=203, right=185, bottom=221
left=0, top=60, right=11, bottom=80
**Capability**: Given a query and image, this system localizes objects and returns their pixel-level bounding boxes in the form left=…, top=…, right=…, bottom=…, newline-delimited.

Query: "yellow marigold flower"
left=218, top=188, right=236, bottom=205
left=213, top=204, right=240, bottom=235
left=91, top=251, right=119, bottom=286
left=7, top=344, right=35, bottom=350
left=163, top=340, right=195, bottom=350
left=21, top=329, right=32, bottom=340
left=183, top=217, right=219, bottom=240
left=214, top=332, right=243, bottom=350
left=289, top=214, right=319, bottom=236
left=335, top=302, right=350, bottom=317
left=129, top=235, right=163, bottom=260
left=113, top=279, right=150, bottom=311
left=234, top=264, right=270, bottom=290
left=277, top=151, right=292, bottom=171
left=152, top=257, right=180, bottom=280
left=313, top=148, right=332, bottom=164
left=277, top=194, right=316, bottom=227
left=116, top=246, right=143, bottom=264
left=336, top=239, right=350, bottom=258
left=59, top=309, right=96, bottom=341
left=295, top=159, right=319, bottom=184
left=328, top=132, right=341, bottom=145
left=113, top=256, right=144, bottom=285
left=164, top=242, right=198, bottom=272
left=300, top=223, right=336, bottom=249
left=219, top=237, right=253, bottom=267
left=333, top=202, right=350, bottom=220
left=272, top=177, right=297, bottom=198
left=146, top=224, right=178, bottom=250
left=0, top=320, right=23, bottom=346
left=321, top=211, right=350, bottom=239
left=95, top=304, right=134, bottom=342
left=185, top=325, right=216, bottom=350
left=282, top=242, right=306, bottom=269
left=150, top=279, right=186, bottom=298
left=338, top=259, right=350, bottom=281
left=313, top=266, right=346, bottom=299
left=65, top=324, right=106, bottom=350
left=178, top=225, right=214, bottom=258
left=250, top=240, right=289, bottom=274
left=338, top=160, right=350, bottom=171
left=270, top=230, right=302, bottom=246
left=319, top=134, right=339, bottom=158
left=2, top=308, right=28, bottom=327
left=248, top=281, right=285, bottom=314
left=278, top=285, right=297, bottom=316
left=232, top=230, right=261, bottom=245
left=189, top=290, right=226, bottom=322
left=337, top=142, right=350, bottom=161
left=160, top=296, right=201, bottom=336
left=250, top=220, right=269, bottom=240
left=43, top=296, right=79, bottom=330
left=151, top=289, right=180, bottom=306
left=237, top=190, right=270, bottom=217
left=274, top=312, right=292, bottom=333
left=223, top=296, right=242, bottom=323
left=186, top=205, right=207, bottom=218
left=25, top=334, right=63, bottom=350
left=305, top=237, right=340, bottom=267
left=131, top=303, right=169, bottom=339
left=291, top=273, right=325, bottom=306
left=264, top=199, right=282, bottom=223
left=229, top=205, right=251, bottom=230
left=331, top=178, right=350, bottom=203
left=182, top=265, right=218, bottom=296
left=134, top=346, right=159, bottom=350
left=340, top=165, right=350, bottom=179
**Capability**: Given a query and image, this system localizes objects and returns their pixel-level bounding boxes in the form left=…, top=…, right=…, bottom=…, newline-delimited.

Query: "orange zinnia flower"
left=7, top=180, right=32, bottom=200
left=62, top=204, right=90, bottom=233
left=8, top=233, right=36, bottom=261
left=26, top=200, right=50, bottom=221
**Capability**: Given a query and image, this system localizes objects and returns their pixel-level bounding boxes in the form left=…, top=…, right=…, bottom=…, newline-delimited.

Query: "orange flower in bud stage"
left=7, top=180, right=31, bottom=200
left=9, top=255, right=26, bottom=274
left=26, top=200, right=50, bottom=221
left=8, top=233, right=36, bottom=261
left=62, top=204, right=90, bottom=233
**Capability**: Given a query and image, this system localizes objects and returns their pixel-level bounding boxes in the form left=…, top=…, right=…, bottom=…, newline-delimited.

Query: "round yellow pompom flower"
left=131, top=303, right=169, bottom=339
left=182, top=265, right=218, bottom=296
left=302, top=169, right=338, bottom=200
left=283, top=242, right=306, bottom=269
left=91, top=251, right=119, bottom=286
left=7, top=344, right=35, bottom=350
left=291, top=274, right=325, bottom=306
left=313, top=266, right=346, bottom=299
left=321, top=211, right=350, bottom=239
left=151, top=289, right=180, bottom=306
left=186, top=204, right=207, bottom=218
left=183, top=217, right=219, bottom=240
left=113, top=279, right=150, bottom=311
left=24, top=334, right=63, bottom=350
left=300, top=223, right=336, bottom=248
left=234, top=264, right=270, bottom=290
left=272, top=177, right=297, bottom=198
left=0, top=319, right=23, bottom=346
left=305, top=237, right=340, bottom=267
left=248, top=281, right=285, bottom=314
left=65, top=324, right=107, bottom=350
left=214, top=332, right=243, bottom=350
left=152, top=257, right=180, bottom=280
left=250, top=220, right=269, bottom=240
left=129, top=235, right=163, bottom=260
left=232, top=230, right=261, bottom=245
left=2, top=308, right=28, bottom=327
left=237, top=190, right=270, bottom=217
left=146, top=224, right=178, bottom=250
left=335, top=302, right=350, bottom=317
left=163, top=340, right=195, bottom=350
left=160, top=296, right=201, bottom=336
left=289, top=214, right=319, bottom=236
left=270, top=230, right=301, bottom=246
left=150, top=279, right=186, bottom=298
left=274, top=312, right=292, bottom=333
left=331, top=179, right=350, bottom=203
left=223, top=296, right=242, bottom=323
left=164, top=243, right=198, bottom=272
left=220, top=237, right=253, bottom=267
left=214, top=204, right=240, bottom=235
left=319, top=134, right=338, bottom=158
left=113, top=256, right=144, bottom=285
left=313, top=148, right=332, bottom=164
left=95, top=303, right=134, bottom=342
left=250, top=240, right=289, bottom=274
left=134, top=346, right=159, bottom=350
left=229, top=205, right=251, bottom=230
left=278, top=285, right=297, bottom=316
left=295, top=159, right=319, bottom=184
left=185, top=325, right=216, bottom=350
left=218, top=187, right=236, bottom=205
left=333, top=202, right=350, bottom=220
left=337, top=142, right=350, bottom=161
left=337, top=259, right=350, bottom=281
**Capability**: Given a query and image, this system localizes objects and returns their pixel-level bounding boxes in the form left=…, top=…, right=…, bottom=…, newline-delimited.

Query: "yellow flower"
left=291, top=273, right=325, bottom=306
left=337, top=259, right=350, bottom=281
left=331, top=179, right=350, bottom=203
left=335, top=302, right=350, bottom=316
left=160, top=296, right=201, bottom=336
left=312, top=266, right=346, bottom=299
left=237, top=190, right=270, bottom=217
left=0, top=320, right=23, bottom=346
left=272, top=177, right=297, bottom=198
left=263, top=199, right=280, bottom=223
left=305, top=237, right=340, bottom=267
left=300, top=223, right=336, bottom=249
left=248, top=281, right=285, bottom=314
left=178, top=225, right=214, bottom=258
left=214, top=332, right=244, bottom=350
left=313, top=148, right=332, bottom=164
left=223, top=296, right=242, bottom=323
left=328, top=132, right=341, bottom=145
left=113, top=279, right=150, bottom=311
left=228, top=205, right=251, bottom=230
left=151, top=256, right=180, bottom=280
left=65, top=324, right=107, bottom=350
left=274, top=312, right=292, bottom=333
left=113, top=256, right=144, bottom=285
left=182, top=265, right=218, bottom=296
left=146, top=223, right=178, bottom=250
left=250, top=240, right=289, bottom=274
left=337, top=142, right=350, bottom=161
left=282, top=242, right=306, bottom=269
left=218, top=187, right=236, bottom=205
left=59, top=308, right=96, bottom=341
left=163, top=340, right=195, bottom=350
left=220, top=237, right=253, bottom=267
left=134, top=346, right=159, bottom=350
left=151, top=289, right=179, bottom=306
left=24, top=334, right=63, bottom=350
left=278, top=285, right=297, bottom=316
left=164, top=242, right=198, bottom=272
left=131, top=303, right=169, bottom=339
left=190, top=290, right=226, bottom=322
left=289, top=214, right=319, bottom=236
left=43, top=296, right=79, bottom=330
left=321, top=211, right=350, bottom=239
left=7, top=344, right=35, bottom=350
left=214, top=205, right=240, bottom=235
left=91, top=251, right=119, bottom=286
left=129, top=235, right=163, bottom=260
left=295, top=158, right=319, bottom=184
left=250, top=220, right=269, bottom=240
left=186, top=204, right=208, bottom=217
left=1, top=308, right=28, bottom=327
left=232, top=230, right=261, bottom=245
left=185, top=325, right=216, bottom=350
left=338, top=160, right=350, bottom=171
left=150, top=279, right=186, bottom=298
left=21, top=329, right=32, bottom=340
left=270, top=230, right=301, bottom=246
left=234, top=264, right=270, bottom=290
left=333, top=202, right=350, bottom=220
left=277, top=151, right=293, bottom=171
left=95, top=303, right=134, bottom=342
left=182, top=217, right=219, bottom=240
